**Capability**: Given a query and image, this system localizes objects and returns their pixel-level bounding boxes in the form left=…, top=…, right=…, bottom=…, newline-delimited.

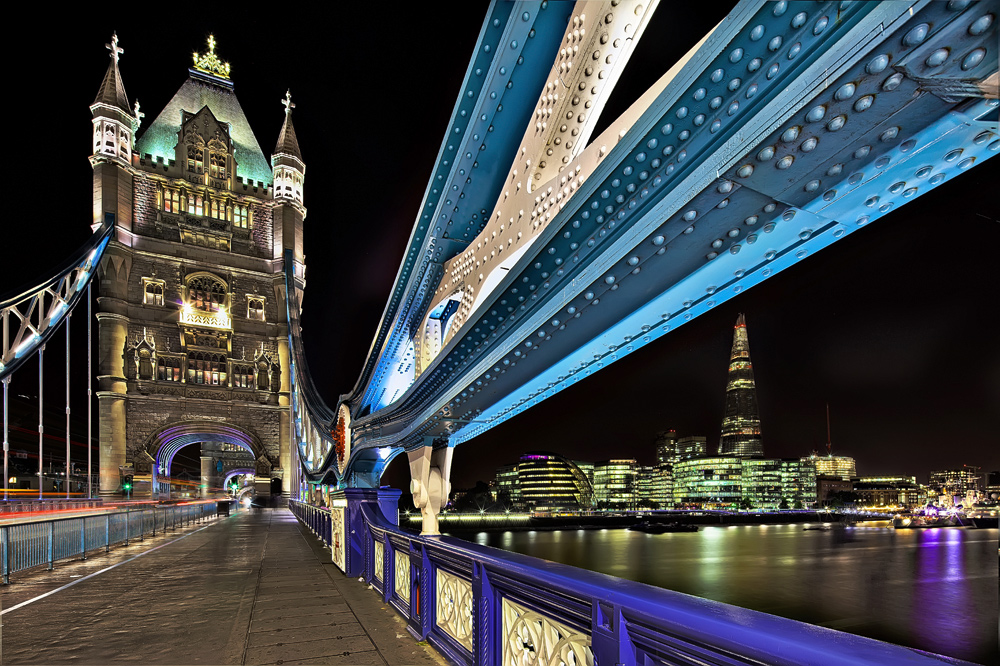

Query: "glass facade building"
left=515, top=452, right=593, bottom=511
left=673, top=457, right=743, bottom=508
left=593, top=460, right=638, bottom=510
left=804, top=454, right=856, bottom=481
left=719, top=314, right=764, bottom=458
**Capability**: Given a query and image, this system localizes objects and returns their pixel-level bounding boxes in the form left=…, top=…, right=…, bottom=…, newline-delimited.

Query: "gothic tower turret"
left=90, top=33, right=137, bottom=233
left=271, top=91, right=306, bottom=269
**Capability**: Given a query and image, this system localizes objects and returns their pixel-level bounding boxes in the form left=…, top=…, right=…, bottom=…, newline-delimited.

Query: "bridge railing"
left=0, top=501, right=220, bottom=584
left=291, top=495, right=966, bottom=666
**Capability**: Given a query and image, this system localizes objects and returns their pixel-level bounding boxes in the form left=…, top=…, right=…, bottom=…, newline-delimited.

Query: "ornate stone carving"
left=501, top=598, right=593, bottom=666
left=436, top=568, right=473, bottom=651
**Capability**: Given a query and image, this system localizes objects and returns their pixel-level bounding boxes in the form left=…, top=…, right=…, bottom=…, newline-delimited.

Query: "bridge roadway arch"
left=143, top=420, right=271, bottom=497
left=284, top=0, right=1000, bottom=531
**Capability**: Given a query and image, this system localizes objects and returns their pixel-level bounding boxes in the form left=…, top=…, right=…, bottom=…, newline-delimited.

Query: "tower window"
left=247, top=296, right=265, bottom=321
left=187, top=144, right=204, bottom=174
left=157, top=356, right=182, bottom=382
left=186, top=275, right=227, bottom=312
left=188, top=351, right=227, bottom=386
left=233, top=204, right=249, bottom=229
left=142, top=278, right=165, bottom=306
left=210, top=153, right=227, bottom=179
left=163, top=189, right=181, bottom=213
left=187, top=194, right=204, bottom=217
left=231, top=363, right=254, bottom=388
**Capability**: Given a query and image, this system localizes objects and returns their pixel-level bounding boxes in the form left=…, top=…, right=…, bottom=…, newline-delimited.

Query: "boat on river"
left=892, top=513, right=966, bottom=529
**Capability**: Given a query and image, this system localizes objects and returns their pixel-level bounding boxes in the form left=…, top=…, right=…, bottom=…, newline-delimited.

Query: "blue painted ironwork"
left=0, top=218, right=113, bottom=381
left=290, top=493, right=971, bottom=666
left=277, top=0, right=1000, bottom=492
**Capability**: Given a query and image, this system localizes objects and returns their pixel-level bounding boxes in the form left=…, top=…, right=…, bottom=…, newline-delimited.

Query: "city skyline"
left=4, top=3, right=998, bottom=490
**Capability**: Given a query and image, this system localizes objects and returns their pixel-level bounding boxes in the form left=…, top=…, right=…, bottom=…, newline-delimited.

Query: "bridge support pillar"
left=406, top=444, right=453, bottom=536
left=200, top=456, right=213, bottom=498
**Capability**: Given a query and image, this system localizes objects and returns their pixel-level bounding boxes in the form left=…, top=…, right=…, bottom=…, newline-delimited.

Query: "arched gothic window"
left=187, top=143, right=204, bottom=174
left=187, top=275, right=227, bottom=313
left=188, top=351, right=227, bottom=385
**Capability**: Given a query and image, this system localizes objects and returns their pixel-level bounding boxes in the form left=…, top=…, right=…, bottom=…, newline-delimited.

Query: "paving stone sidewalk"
left=0, top=507, right=448, bottom=666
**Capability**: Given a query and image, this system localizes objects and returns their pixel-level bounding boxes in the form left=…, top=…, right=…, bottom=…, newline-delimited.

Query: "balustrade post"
left=152, top=508, right=156, bottom=537
left=105, top=514, right=110, bottom=552
left=81, top=517, right=86, bottom=560
left=472, top=562, right=496, bottom=666
left=590, top=602, right=632, bottom=666
left=47, top=522, right=54, bottom=570
left=125, top=511, right=130, bottom=545
left=415, top=545, right=433, bottom=640
left=2, top=525, right=10, bottom=584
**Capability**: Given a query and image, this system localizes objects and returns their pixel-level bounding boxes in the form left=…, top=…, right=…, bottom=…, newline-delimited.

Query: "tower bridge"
left=0, top=3, right=996, bottom=664
left=283, top=0, right=999, bottom=536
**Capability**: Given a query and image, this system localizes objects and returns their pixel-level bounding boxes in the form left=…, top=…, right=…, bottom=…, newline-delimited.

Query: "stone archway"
left=143, top=421, right=273, bottom=497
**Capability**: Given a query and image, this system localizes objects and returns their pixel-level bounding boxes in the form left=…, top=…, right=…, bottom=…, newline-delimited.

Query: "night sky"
left=6, top=3, right=998, bottom=489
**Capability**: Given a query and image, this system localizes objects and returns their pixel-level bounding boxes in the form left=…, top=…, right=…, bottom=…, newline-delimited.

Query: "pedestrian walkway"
left=0, top=508, right=448, bottom=665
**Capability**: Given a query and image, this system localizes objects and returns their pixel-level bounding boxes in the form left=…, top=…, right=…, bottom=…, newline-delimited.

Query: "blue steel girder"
left=330, top=0, right=997, bottom=483
left=346, top=1, right=577, bottom=416
left=0, top=219, right=113, bottom=381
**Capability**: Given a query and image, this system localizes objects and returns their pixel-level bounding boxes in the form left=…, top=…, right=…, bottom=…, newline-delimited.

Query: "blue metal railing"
left=290, top=495, right=972, bottom=666
left=1, top=502, right=220, bottom=583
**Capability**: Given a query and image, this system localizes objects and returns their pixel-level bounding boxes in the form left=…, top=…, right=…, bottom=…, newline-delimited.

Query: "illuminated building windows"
left=247, top=296, right=265, bottom=321
left=210, top=152, right=227, bottom=180
left=162, top=188, right=181, bottom=213
left=187, top=143, right=204, bottom=174
left=233, top=204, right=250, bottom=229
left=186, top=274, right=227, bottom=313
left=157, top=356, right=182, bottom=382
left=187, top=193, right=204, bottom=217
left=231, top=363, right=254, bottom=389
left=142, top=278, right=165, bottom=306
left=188, top=351, right=226, bottom=385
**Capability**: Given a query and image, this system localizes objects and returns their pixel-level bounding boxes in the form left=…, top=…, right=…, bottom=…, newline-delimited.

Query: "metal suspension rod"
left=87, top=283, right=92, bottom=499
left=3, top=375, right=9, bottom=502
left=38, top=345, right=45, bottom=500
left=66, top=314, right=71, bottom=499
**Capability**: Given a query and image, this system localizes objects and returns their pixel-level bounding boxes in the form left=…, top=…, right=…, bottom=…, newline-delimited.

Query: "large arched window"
left=186, top=274, right=228, bottom=313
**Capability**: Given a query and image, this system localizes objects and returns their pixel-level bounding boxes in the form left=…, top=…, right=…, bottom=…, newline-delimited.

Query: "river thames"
left=453, top=523, right=998, bottom=664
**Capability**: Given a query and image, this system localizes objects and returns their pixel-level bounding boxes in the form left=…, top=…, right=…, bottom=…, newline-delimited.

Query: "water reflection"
left=456, top=525, right=997, bottom=663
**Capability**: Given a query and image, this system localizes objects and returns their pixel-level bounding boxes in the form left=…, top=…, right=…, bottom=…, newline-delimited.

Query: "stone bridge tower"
left=91, top=34, right=305, bottom=497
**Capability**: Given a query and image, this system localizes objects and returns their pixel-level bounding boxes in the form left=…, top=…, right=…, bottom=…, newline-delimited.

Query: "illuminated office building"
left=803, top=453, right=856, bottom=481
left=673, top=457, right=743, bottom=509
left=654, top=430, right=677, bottom=464
left=593, top=460, right=638, bottom=510
left=719, top=315, right=764, bottom=458
left=515, top=453, right=592, bottom=511
left=853, top=476, right=925, bottom=509
left=495, top=463, right=521, bottom=508
left=676, top=436, right=707, bottom=462
left=929, top=467, right=981, bottom=498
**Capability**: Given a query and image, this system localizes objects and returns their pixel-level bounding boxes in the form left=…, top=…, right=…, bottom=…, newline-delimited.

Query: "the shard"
left=719, top=314, right=764, bottom=458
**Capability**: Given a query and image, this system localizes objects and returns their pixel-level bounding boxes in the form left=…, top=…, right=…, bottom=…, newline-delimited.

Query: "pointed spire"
left=274, top=90, right=303, bottom=161
left=719, top=313, right=763, bottom=458
left=93, top=33, right=131, bottom=113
